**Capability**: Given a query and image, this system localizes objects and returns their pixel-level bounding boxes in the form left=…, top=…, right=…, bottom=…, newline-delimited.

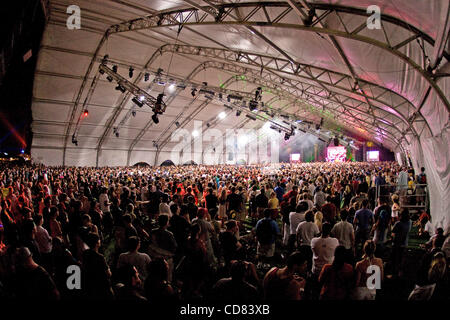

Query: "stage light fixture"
left=99, top=69, right=105, bottom=75
left=112, top=65, right=118, bottom=73
left=71, top=134, right=78, bottom=146
left=249, top=100, right=258, bottom=111
left=191, top=88, right=197, bottom=97
left=115, top=84, right=126, bottom=93
left=284, top=133, right=290, bottom=141
left=175, top=121, right=180, bottom=128
left=152, top=113, right=159, bottom=124
left=155, top=93, right=164, bottom=111
left=106, top=75, right=113, bottom=82
left=334, top=137, right=339, bottom=146
left=236, top=110, right=241, bottom=116
left=132, top=111, right=136, bottom=117
left=83, top=110, right=89, bottom=117
left=246, top=114, right=257, bottom=121
left=255, top=87, right=262, bottom=101
left=218, top=112, right=226, bottom=119
left=132, top=97, right=144, bottom=107
left=144, top=73, right=150, bottom=81
left=129, top=67, right=134, bottom=78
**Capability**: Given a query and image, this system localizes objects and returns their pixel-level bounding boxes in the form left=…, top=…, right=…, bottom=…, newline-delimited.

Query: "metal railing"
left=375, top=183, right=428, bottom=211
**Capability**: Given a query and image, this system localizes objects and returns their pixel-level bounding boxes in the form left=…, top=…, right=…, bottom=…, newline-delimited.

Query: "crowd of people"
left=0, top=161, right=448, bottom=301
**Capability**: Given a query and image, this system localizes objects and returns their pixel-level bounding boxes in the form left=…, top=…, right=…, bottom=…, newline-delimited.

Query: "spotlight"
left=115, top=84, right=126, bottom=93
left=144, top=73, right=150, bottom=81
left=218, top=93, right=223, bottom=100
left=106, top=75, right=113, bottom=82
left=236, top=110, right=241, bottom=116
left=132, top=97, right=144, bottom=107
left=132, top=111, right=136, bottom=117
left=129, top=66, right=134, bottom=78
left=152, top=113, right=159, bottom=124
left=154, top=93, right=164, bottom=113
left=284, top=133, right=290, bottom=141
left=113, top=128, right=119, bottom=137
left=191, top=88, right=197, bottom=97
left=218, top=111, right=226, bottom=119
left=175, top=121, right=180, bottom=128
left=192, top=130, right=199, bottom=137
left=249, top=100, right=258, bottom=111
left=83, top=110, right=89, bottom=117
left=21, top=149, right=25, bottom=154
left=139, top=95, right=145, bottom=101
left=99, top=69, right=105, bottom=75
left=334, top=137, right=339, bottom=146
left=71, top=134, right=78, bottom=146
left=206, top=123, right=211, bottom=128
left=112, top=65, right=118, bottom=73
left=255, top=87, right=262, bottom=101
left=227, top=95, right=231, bottom=102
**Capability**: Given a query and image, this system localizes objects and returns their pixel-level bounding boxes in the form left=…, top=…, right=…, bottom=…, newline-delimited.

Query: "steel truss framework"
left=52, top=1, right=448, bottom=165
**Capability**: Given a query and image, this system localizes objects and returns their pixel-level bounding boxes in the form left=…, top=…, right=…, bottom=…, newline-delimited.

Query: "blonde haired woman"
left=353, top=240, right=384, bottom=300
left=314, top=208, right=323, bottom=233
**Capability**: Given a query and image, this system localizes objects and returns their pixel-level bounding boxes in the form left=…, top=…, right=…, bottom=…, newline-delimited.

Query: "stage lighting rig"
left=99, top=63, right=167, bottom=117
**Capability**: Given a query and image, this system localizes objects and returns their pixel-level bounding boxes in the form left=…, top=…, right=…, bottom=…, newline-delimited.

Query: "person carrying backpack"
left=255, top=209, right=280, bottom=268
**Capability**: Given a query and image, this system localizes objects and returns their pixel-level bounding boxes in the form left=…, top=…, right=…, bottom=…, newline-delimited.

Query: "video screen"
left=290, top=153, right=301, bottom=163
left=327, top=146, right=346, bottom=162
left=367, top=150, right=380, bottom=161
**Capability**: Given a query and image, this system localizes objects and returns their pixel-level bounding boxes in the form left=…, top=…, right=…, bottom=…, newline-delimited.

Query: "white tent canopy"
left=32, top=0, right=449, bottom=228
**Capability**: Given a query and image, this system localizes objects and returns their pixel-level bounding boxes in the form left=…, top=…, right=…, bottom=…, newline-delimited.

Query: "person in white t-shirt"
left=330, top=210, right=355, bottom=264
left=159, top=193, right=171, bottom=217
left=117, top=236, right=151, bottom=281
left=296, top=211, right=320, bottom=247
left=287, top=201, right=309, bottom=252
left=311, top=222, right=339, bottom=276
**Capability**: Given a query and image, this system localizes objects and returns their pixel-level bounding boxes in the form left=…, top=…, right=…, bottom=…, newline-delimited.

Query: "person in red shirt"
left=318, top=245, right=354, bottom=300
left=321, top=196, right=337, bottom=224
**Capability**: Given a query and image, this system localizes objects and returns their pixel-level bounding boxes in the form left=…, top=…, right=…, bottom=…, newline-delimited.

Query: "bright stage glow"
left=367, top=150, right=379, bottom=161
left=218, top=111, right=226, bottom=119
left=290, top=153, right=301, bottom=163
left=327, top=146, right=346, bottom=162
